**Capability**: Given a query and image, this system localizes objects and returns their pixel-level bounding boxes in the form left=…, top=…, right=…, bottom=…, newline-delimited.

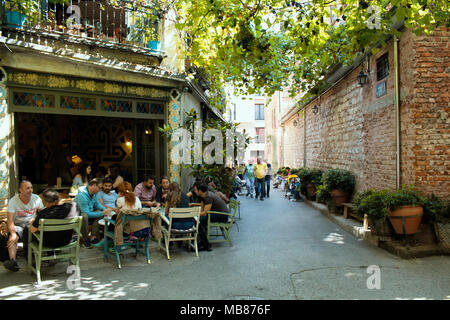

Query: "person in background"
left=134, top=176, right=159, bottom=208
left=72, top=163, right=92, bottom=187
left=4, top=180, right=44, bottom=272
left=254, top=158, right=268, bottom=201
left=155, top=176, right=170, bottom=205
left=97, top=178, right=118, bottom=210
left=106, top=165, right=124, bottom=192
left=265, top=163, right=272, bottom=198
left=243, top=160, right=255, bottom=198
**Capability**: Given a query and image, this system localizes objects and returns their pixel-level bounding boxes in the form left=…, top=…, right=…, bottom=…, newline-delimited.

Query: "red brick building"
left=278, top=26, right=449, bottom=198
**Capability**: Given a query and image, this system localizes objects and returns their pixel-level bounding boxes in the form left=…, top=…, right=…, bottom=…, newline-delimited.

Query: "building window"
left=376, top=53, right=389, bottom=81
left=256, top=127, right=265, bottom=143
left=255, top=104, right=264, bottom=120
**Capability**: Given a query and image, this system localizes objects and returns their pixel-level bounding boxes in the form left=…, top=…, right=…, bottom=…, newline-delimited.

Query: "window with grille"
left=376, top=53, right=389, bottom=81
left=255, top=104, right=265, bottom=120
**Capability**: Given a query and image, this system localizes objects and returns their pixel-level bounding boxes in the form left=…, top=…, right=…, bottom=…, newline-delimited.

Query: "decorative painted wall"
left=168, top=88, right=181, bottom=183
left=0, top=84, right=10, bottom=198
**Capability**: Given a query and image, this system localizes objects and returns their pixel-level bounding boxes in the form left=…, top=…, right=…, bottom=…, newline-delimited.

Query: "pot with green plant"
left=298, top=168, right=323, bottom=200
left=385, top=187, right=426, bottom=235
left=322, top=168, right=355, bottom=207
left=316, top=184, right=331, bottom=205
left=353, top=189, right=393, bottom=237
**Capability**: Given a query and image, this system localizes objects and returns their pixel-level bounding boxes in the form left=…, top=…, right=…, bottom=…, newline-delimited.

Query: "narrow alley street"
left=0, top=188, right=449, bottom=300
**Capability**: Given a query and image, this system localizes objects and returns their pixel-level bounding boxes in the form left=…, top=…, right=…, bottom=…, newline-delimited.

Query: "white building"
left=225, top=93, right=267, bottom=164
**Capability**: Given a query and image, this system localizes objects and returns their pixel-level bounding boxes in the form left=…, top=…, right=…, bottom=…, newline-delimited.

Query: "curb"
left=302, top=197, right=450, bottom=259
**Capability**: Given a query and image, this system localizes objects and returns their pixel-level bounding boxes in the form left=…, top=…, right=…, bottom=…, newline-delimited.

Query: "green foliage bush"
left=322, top=168, right=355, bottom=194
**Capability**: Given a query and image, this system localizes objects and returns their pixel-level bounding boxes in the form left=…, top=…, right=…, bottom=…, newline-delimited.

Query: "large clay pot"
left=306, top=183, right=316, bottom=200
left=388, top=206, right=423, bottom=235
left=369, top=219, right=394, bottom=239
left=330, top=189, right=349, bottom=207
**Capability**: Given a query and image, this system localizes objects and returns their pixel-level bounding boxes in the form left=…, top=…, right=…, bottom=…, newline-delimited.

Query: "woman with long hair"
left=72, top=163, right=92, bottom=187
left=106, top=165, right=124, bottom=191
left=164, top=182, right=193, bottom=230
left=95, top=181, right=142, bottom=247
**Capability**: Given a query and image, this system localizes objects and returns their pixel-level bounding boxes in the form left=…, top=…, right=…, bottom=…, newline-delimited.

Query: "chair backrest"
left=119, top=208, right=153, bottom=221
left=39, top=216, right=83, bottom=233
left=228, top=199, right=239, bottom=220
left=167, top=206, right=201, bottom=231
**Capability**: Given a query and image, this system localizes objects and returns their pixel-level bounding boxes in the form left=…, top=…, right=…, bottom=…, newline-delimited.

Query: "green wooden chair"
left=28, top=216, right=83, bottom=285
left=103, top=209, right=152, bottom=269
left=206, top=200, right=238, bottom=246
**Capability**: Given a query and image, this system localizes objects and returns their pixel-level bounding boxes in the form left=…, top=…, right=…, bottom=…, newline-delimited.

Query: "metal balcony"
left=0, top=0, right=163, bottom=55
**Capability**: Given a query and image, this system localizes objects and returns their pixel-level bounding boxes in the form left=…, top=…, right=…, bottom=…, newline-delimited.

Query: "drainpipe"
left=394, top=35, right=400, bottom=190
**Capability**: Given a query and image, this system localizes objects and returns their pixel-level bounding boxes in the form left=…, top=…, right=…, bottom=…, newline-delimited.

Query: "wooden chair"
left=103, top=209, right=152, bottom=269
left=28, top=216, right=83, bottom=285
left=158, top=206, right=201, bottom=260
left=0, top=198, right=8, bottom=235
left=207, top=201, right=238, bottom=247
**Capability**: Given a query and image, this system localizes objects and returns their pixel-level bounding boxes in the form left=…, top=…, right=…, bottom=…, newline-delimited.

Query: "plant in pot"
left=322, top=168, right=355, bottom=207
left=353, top=189, right=393, bottom=237
left=298, top=168, right=323, bottom=200
left=385, top=187, right=426, bottom=235
left=316, top=184, right=331, bottom=205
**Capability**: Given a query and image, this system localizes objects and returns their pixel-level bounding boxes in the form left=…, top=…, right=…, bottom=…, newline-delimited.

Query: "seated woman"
left=72, top=163, right=92, bottom=188
left=94, top=181, right=143, bottom=247
left=163, top=182, right=194, bottom=230
left=155, top=176, right=170, bottom=205
left=105, top=165, right=124, bottom=193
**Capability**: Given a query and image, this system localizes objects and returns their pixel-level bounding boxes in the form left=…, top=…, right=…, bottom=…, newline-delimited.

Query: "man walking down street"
left=265, top=163, right=272, bottom=198
left=254, top=158, right=268, bottom=201
left=243, top=160, right=255, bottom=198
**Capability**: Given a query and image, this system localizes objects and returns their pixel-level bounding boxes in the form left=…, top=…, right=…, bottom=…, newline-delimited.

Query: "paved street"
left=0, top=188, right=449, bottom=300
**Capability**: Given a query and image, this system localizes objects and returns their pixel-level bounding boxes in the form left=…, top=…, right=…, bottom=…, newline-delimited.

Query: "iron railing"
left=0, top=0, right=162, bottom=53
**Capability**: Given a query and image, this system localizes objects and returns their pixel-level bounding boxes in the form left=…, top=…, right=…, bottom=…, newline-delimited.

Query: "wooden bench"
left=342, top=202, right=369, bottom=230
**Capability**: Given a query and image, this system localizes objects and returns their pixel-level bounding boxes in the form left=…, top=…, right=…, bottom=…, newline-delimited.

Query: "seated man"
left=134, top=176, right=159, bottom=208
left=73, top=178, right=113, bottom=248
left=30, top=189, right=80, bottom=248
left=4, top=180, right=44, bottom=272
left=193, top=182, right=229, bottom=252
left=97, top=178, right=118, bottom=210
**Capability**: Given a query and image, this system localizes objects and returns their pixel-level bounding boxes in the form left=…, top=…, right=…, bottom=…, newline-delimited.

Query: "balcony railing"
left=0, top=0, right=162, bottom=54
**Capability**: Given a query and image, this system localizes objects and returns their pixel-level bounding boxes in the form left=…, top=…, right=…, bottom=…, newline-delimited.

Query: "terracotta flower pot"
left=330, top=189, right=349, bottom=207
left=388, top=206, right=423, bottom=235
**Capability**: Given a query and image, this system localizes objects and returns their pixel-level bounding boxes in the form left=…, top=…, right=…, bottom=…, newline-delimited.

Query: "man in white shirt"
left=4, top=180, right=44, bottom=272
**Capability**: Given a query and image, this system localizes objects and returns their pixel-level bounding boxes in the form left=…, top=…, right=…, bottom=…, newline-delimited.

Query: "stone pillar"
left=168, top=88, right=181, bottom=184
left=0, top=83, right=11, bottom=198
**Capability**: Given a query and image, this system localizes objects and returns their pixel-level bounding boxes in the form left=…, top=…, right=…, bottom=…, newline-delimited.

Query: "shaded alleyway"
left=0, top=188, right=449, bottom=300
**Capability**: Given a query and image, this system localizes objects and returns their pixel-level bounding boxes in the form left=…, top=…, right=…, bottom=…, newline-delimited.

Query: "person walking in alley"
left=254, top=158, right=267, bottom=201
left=243, top=160, right=255, bottom=198
left=265, top=163, right=272, bottom=198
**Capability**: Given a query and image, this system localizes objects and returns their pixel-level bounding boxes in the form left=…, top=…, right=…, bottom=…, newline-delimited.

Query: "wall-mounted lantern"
left=357, top=70, right=368, bottom=86
left=312, top=105, right=319, bottom=115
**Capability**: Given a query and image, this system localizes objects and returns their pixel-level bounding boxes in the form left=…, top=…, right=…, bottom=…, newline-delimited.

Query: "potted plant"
left=3, top=0, right=29, bottom=29
left=316, top=184, right=331, bottom=205
left=322, top=168, right=355, bottom=207
left=353, top=189, right=393, bottom=237
left=385, top=187, right=426, bottom=235
left=298, top=168, right=323, bottom=200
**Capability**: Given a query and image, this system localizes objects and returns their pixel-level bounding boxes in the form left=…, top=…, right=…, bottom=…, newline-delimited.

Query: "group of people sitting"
left=2, top=174, right=232, bottom=271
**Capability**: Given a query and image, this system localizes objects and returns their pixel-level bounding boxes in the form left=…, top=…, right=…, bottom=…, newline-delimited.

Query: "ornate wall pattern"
left=168, top=88, right=181, bottom=183
left=0, top=85, right=9, bottom=198
left=8, top=71, right=170, bottom=99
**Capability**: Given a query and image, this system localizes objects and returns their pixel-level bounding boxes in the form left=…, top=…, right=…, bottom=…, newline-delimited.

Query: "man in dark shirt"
left=30, top=189, right=80, bottom=248
left=193, top=182, right=229, bottom=251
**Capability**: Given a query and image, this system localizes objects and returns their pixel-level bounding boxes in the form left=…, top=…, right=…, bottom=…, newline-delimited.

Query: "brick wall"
left=280, top=26, right=449, bottom=198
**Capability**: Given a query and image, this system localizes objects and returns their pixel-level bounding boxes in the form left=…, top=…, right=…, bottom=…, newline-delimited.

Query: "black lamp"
left=293, top=120, right=298, bottom=127
left=312, top=105, right=319, bottom=115
left=357, top=70, right=368, bottom=86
